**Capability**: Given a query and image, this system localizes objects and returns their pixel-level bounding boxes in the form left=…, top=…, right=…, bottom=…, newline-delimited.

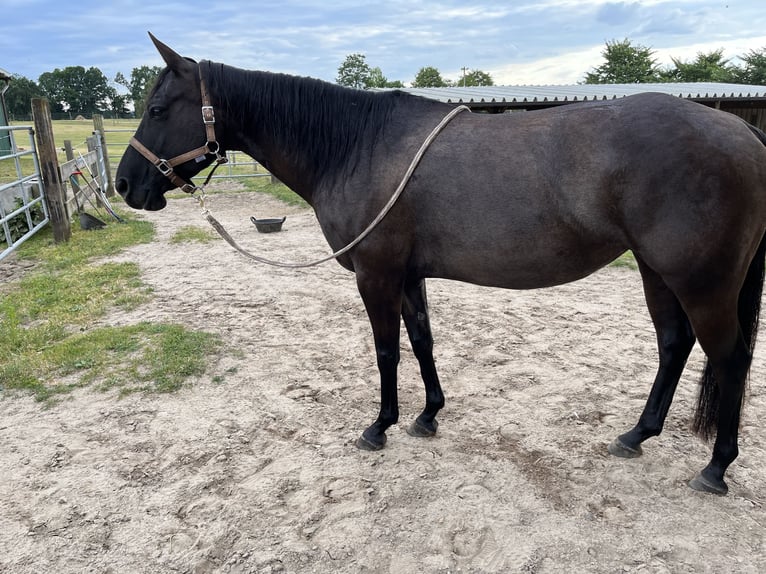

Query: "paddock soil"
left=1, top=188, right=765, bottom=573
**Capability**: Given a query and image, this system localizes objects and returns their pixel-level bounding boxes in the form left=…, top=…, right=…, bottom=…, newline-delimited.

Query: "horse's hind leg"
left=609, top=258, right=696, bottom=458
left=402, top=278, right=445, bottom=438
left=685, top=303, right=750, bottom=495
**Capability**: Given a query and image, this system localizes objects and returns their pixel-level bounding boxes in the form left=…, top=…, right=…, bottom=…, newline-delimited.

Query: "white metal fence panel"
left=0, top=126, right=49, bottom=262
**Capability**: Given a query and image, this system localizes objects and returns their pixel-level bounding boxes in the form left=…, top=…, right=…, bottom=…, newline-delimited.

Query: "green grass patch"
left=170, top=225, right=218, bottom=244
left=16, top=207, right=154, bottom=269
left=610, top=251, right=638, bottom=270
left=2, top=260, right=145, bottom=329
left=1, top=322, right=220, bottom=401
left=1, top=209, right=222, bottom=403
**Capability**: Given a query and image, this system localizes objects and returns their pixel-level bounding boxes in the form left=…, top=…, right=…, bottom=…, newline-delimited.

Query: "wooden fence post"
left=92, top=114, right=114, bottom=197
left=86, top=136, right=104, bottom=207
left=63, top=140, right=74, bottom=162
left=31, top=98, right=70, bottom=243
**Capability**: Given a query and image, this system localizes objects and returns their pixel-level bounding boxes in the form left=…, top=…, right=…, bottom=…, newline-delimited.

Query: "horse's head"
left=115, top=34, right=224, bottom=211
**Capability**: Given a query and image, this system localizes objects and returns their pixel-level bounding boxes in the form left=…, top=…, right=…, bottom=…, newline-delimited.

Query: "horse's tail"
left=746, top=122, right=766, bottom=148
left=692, top=121, right=766, bottom=440
left=692, top=233, right=766, bottom=439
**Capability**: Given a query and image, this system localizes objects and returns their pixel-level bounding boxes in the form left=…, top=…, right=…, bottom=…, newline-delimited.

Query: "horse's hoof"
left=689, top=473, right=728, bottom=495
left=407, top=418, right=438, bottom=438
left=355, top=431, right=386, bottom=451
left=607, top=437, right=643, bottom=458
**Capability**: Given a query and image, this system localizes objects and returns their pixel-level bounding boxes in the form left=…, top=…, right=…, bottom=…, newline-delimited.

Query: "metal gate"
left=0, top=125, right=49, bottom=262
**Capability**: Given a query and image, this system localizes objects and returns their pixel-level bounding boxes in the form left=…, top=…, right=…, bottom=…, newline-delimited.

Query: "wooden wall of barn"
left=720, top=105, right=766, bottom=131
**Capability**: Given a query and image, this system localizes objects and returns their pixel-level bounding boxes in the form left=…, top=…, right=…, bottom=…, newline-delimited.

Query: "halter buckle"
left=202, top=105, right=215, bottom=124
left=156, top=159, right=173, bottom=176
left=180, top=182, right=198, bottom=194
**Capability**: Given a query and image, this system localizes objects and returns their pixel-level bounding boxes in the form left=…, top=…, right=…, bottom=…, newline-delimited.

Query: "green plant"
left=0, top=197, right=45, bottom=246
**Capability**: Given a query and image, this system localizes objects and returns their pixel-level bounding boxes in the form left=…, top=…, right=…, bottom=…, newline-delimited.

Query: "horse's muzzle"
left=115, top=177, right=167, bottom=211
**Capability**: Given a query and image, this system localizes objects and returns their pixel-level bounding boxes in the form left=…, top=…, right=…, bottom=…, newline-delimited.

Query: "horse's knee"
left=375, top=346, right=400, bottom=370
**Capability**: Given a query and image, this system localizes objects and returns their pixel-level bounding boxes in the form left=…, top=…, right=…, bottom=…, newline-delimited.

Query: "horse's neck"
left=215, top=67, right=394, bottom=205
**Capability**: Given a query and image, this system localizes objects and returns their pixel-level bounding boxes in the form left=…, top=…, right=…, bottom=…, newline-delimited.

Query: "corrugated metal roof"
left=385, top=83, right=766, bottom=104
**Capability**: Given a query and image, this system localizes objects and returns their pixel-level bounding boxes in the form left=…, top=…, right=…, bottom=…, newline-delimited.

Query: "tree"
left=81, top=67, right=113, bottom=113
left=337, top=53, right=371, bottom=89
left=335, top=54, right=403, bottom=88
left=736, top=47, right=766, bottom=85
left=38, top=66, right=112, bottom=115
left=461, top=69, right=494, bottom=87
left=37, top=70, right=66, bottom=113
left=584, top=39, right=662, bottom=84
left=366, top=66, right=405, bottom=88
left=3, top=74, right=43, bottom=119
left=412, top=66, right=449, bottom=88
left=661, top=49, right=737, bottom=82
left=385, top=79, right=406, bottom=88
left=115, top=65, right=162, bottom=116
left=109, top=93, right=130, bottom=117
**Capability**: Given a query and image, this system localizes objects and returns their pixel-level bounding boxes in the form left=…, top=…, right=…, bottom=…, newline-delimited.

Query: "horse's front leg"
left=355, top=270, right=404, bottom=451
left=402, top=278, right=444, bottom=438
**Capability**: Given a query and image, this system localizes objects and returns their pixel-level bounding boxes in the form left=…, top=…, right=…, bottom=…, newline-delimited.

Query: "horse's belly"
left=421, top=239, right=626, bottom=290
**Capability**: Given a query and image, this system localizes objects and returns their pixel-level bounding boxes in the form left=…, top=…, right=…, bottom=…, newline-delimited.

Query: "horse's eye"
left=148, top=106, right=165, bottom=119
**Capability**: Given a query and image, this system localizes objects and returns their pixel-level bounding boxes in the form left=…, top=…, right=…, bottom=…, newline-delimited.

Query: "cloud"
left=652, top=35, right=766, bottom=67
left=491, top=45, right=606, bottom=85
left=596, top=2, right=640, bottom=26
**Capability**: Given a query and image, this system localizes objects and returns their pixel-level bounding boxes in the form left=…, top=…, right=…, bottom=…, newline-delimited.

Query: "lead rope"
left=194, top=104, right=469, bottom=268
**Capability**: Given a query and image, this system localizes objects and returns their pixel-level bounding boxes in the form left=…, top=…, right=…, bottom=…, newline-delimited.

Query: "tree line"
left=583, top=39, right=766, bottom=84
left=336, top=53, right=494, bottom=88
left=4, top=65, right=162, bottom=120
left=4, top=39, right=766, bottom=120
left=338, top=40, right=766, bottom=88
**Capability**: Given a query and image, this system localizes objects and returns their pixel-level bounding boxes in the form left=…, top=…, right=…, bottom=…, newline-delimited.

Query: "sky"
left=2, top=0, right=766, bottom=88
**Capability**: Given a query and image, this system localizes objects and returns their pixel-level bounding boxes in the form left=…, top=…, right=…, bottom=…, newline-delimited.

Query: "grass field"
left=8, top=117, right=140, bottom=163
left=2, top=119, right=141, bottom=185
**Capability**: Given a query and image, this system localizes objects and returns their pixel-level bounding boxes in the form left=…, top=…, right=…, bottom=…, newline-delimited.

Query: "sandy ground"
left=1, top=188, right=764, bottom=574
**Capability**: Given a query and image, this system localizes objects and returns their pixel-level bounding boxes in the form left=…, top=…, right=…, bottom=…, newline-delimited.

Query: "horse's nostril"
left=115, top=177, right=128, bottom=196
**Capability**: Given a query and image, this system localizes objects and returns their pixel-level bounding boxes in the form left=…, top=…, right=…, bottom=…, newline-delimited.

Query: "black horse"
left=116, top=35, right=766, bottom=495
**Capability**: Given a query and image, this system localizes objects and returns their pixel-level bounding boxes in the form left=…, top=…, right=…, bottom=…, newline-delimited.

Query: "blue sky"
left=2, top=0, right=766, bottom=87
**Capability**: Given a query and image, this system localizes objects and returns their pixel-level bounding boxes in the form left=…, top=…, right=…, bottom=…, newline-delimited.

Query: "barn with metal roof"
left=386, top=82, right=766, bottom=130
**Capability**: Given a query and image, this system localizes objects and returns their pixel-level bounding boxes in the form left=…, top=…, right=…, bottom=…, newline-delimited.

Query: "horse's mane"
left=203, top=61, right=431, bottom=179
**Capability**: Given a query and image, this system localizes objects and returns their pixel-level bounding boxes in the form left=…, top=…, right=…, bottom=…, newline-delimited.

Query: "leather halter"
left=129, top=63, right=227, bottom=194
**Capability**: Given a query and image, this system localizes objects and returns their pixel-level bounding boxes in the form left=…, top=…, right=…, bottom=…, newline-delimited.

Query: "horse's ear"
left=148, top=32, right=191, bottom=73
